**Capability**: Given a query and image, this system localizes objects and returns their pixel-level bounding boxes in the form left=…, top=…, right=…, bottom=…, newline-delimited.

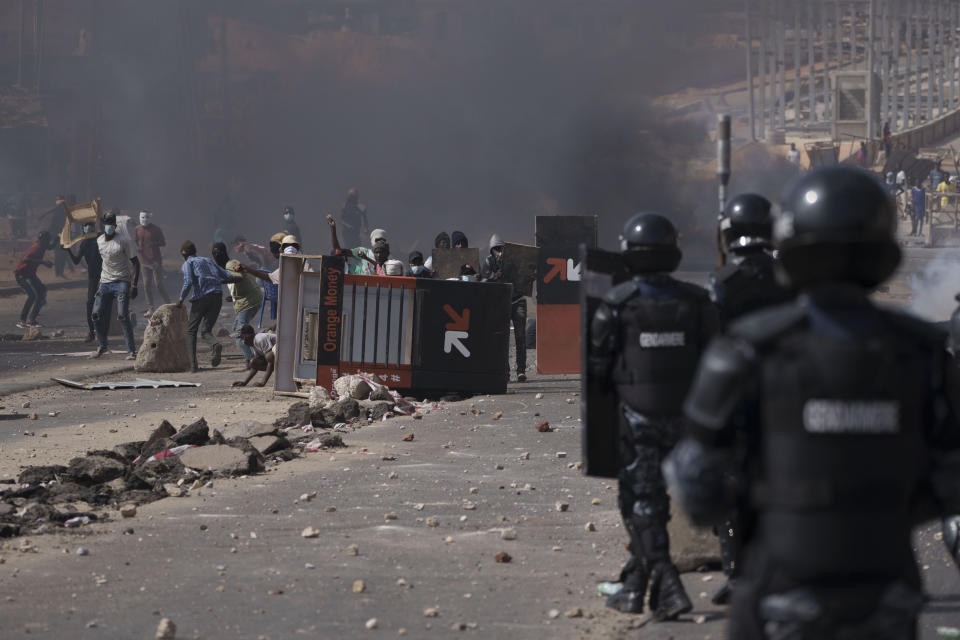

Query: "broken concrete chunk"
left=368, top=385, right=393, bottom=402
left=170, top=418, right=209, bottom=446
left=143, top=420, right=177, bottom=453
left=214, top=421, right=275, bottom=441
left=301, top=527, right=320, bottom=538
left=155, top=617, right=177, bottom=639
left=308, top=385, right=333, bottom=410
left=333, top=375, right=372, bottom=401
left=248, top=436, right=290, bottom=456
left=136, top=303, right=191, bottom=373
left=119, top=504, right=137, bottom=518
left=179, top=445, right=260, bottom=476
left=17, top=465, right=68, bottom=486
left=66, top=455, right=127, bottom=486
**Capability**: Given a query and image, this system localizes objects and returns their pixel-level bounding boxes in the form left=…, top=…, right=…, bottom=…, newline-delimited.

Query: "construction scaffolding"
left=746, top=0, right=960, bottom=141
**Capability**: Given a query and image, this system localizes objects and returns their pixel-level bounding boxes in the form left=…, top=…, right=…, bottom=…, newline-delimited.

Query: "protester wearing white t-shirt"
left=233, top=324, right=277, bottom=387
left=90, top=210, right=140, bottom=360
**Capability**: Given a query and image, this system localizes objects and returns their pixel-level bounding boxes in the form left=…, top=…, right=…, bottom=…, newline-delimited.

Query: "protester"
left=281, top=206, right=302, bottom=243
left=482, top=234, right=527, bottom=382
left=452, top=230, right=469, bottom=248
left=177, top=240, right=243, bottom=372
left=14, top=231, right=53, bottom=329
left=90, top=210, right=140, bottom=359
left=938, top=174, right=956, bottom=210
left=224, top=259, right=264, bottom=367
left=39, top=194, right=73, bottom=278
left=212, top=241, right=230, bottom=269
left=232, top=235, right=273, bottom=269
left=930, top=160, right=948, bottom=191
left=240, top=235, right=312, bottom=286
left=327, top=216, right=393, bottom=275
left=232, top=325, right=276, bottom=387
left=423, top=232, right=450, bottom=271
left=882, top=120, right=893, bottom=157
left=134, top=210, right=170, bottom=317
left=339, top=188, right=369, bottom=249
left=67, top=220, right=103, bottom=341
left=408, top=251, right=433, bottom=278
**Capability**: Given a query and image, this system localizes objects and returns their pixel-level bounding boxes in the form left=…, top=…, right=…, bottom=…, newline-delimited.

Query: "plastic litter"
left=597, top=582, right=622, bottom=597
left=64, top=516, right=91, bottom=528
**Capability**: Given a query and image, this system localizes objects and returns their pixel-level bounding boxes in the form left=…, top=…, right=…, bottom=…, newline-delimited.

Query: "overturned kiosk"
left=272, top=254, right=513, bottom=396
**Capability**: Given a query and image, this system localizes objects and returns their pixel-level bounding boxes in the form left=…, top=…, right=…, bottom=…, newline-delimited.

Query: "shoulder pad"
left=879, top=307, right=949, bottom=350
left=669, top=277, right=712, bottom=302
left=683, top=335, right=756, bottom=436
left=727, top=302, right=806, bottom=347
left=602, top=280, right=638, bottom=306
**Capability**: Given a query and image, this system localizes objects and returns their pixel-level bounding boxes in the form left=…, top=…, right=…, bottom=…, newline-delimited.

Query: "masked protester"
left=589, top=213, right=718, bottom=619
left=482, top=234, right=527, bottom=382
left=212, top=242, right=230, bottom=269
left=339, top=188, right=369, bottom=250
left=408, top=251, right=433, bottom=278
left=134, top=210, right=170, bottom=317
left=90, top=211, right=141, bottom=359
left=327, top=215, right=393, bottom=275
left=281, top=206, right=302, bottom=244
left=67, top=220, right=103, bottom=341
left=665, top=166, right=960, bottom=639
left=177, top=240, right=243, bottom=372
left=241, top=234, right=313, bottom=288
left=706, top=193, right=793, bottom=605
left=14, top=231, right=53, bottom=329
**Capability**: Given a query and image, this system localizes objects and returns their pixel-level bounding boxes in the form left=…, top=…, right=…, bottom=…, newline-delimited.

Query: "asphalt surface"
left=0, top=250, right=957, bottom=639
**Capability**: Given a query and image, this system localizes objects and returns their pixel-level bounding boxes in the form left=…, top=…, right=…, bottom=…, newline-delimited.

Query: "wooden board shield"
left=580, top=246, right=629, bottom=478
left=501, top=242, right=538, bottom=298
left=431, top=247, right=480, bottom=280
left=59, top=199, right=101, bottom=249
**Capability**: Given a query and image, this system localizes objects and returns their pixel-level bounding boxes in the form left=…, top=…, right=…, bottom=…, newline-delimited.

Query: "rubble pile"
left=0, top=408, right=351, bottom=539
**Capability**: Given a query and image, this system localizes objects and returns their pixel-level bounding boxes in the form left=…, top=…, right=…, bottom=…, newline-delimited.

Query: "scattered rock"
left=555, top=501, right=569, bottom=512
left=591, top=498, right=601, bottom=505
left=424, top=607, right=439, bottom=618
left=17, top=465, right=67, bottom=485
left=324, top=506, right=337, bottom=513
left=494, top=551, right=512, bottom=563
left=535, top=421, right=552, bottom=433
left=301, top=527, right=320, bottom=538
left=353, top=579, right=366, bottom=593
left=171, top=418, right=209, bottom=446
left=67, top=454, right=127, bottom=485
left=119, top=505, right=137, bottom=518
left=179, top=445, right=260, bottom=475
left=402, top=433, right=414, bottom=442
left=426, top=517, right=439, bottom=527
left=214, top=327, right=230, bottom=338
left=365, top=618, right=378, bottom=630
left=518, top=452, right=530, bottom=461
left=214, top=421, right=274, bottom=440
left=547, top=609, right=560, bottom=619
left=76, top=547, right=89, bottom=556
left=346, top=543, right=359, bottom=556
left=565, top=608, right=583, bottom=618
left=492, top=411, right=503, bottom=420
left=500, top=528, right=517, bottom=540
left=584, top=522, right=596, bottom=532
left=368, top=385, right=393, bottom=402
left=308, top=385, right=333, bottom=410
left=21, top=326, right=46, bottom=341
left=299, top=493, right=315, bottom=502
left=334, top=375, right=372, bottom=400
left=21, top=401, right=30, bottom=409
left=556, top=451, right=567, bottom=458
left=155, top=618, right=177, bottom=639
left=136, top=304, right=191, bottom=372
left=28, top=413, right=37, bottom=420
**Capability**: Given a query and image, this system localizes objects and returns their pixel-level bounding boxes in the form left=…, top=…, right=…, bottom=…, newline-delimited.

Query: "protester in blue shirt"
left=177, top=240, right=242, bottom=372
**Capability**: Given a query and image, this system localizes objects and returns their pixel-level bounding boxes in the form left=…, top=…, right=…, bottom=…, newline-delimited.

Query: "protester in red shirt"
left=14, top=231, right=53, bottom=329
left=134, top=210, right=170, bottom=317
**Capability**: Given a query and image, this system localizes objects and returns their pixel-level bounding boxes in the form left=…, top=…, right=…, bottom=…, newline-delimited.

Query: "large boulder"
left=333, top=375, right=372, bottom=400
left=135, top=303, right=190, bottom=373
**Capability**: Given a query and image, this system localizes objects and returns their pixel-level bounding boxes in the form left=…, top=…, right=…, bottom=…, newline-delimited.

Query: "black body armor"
left=709, top=251, right=793, bottom=328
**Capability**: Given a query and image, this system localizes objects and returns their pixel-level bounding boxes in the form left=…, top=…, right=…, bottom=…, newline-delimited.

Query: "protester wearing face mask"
left=281, top=206, right=302, bottom=244
left=67, top=220, right=103, bottom=341
left=240, top=235, right=313, bottom=287
left=90, top=211, right=140, bottom=359
left=408, top=251, right=433, bottom=278
left=177, top=240, right=243, bottom=372
left=14, top=231, right=53, bottom=329
left=134, top=210, right=170, bottom=317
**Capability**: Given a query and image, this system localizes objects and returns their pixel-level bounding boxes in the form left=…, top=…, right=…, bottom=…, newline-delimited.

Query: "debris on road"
left=155, top=618, right=177, bottom=639
left=535, top=421, right=552, bottom=432
left=494, top=551, right=512, bottom=563
left=51, top=378, right=201, bottom=390
left=301, top=527, right=320, bottom=538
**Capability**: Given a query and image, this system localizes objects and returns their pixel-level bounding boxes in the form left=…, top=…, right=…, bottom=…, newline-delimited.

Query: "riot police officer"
left=589, top=212, right=719, bottom=619
left=711, top=192, right=792, bottom=327
left=665, top=166, right=960, bottom=639
left=709, top=193, right=793, bottom=605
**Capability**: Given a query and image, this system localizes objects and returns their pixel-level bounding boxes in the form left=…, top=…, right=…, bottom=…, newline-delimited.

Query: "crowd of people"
left=13, top=187, right=530, bottom=382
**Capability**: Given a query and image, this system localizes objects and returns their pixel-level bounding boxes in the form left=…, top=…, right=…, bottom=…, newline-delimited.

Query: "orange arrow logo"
left=544, top=257, right=565, bottom=283
left=443, top=305, right=470, bottom=331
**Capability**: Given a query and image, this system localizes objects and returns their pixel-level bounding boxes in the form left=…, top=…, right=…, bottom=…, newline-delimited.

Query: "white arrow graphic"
left=566, top=258, right=582, bottom=282
left=444, top=331, right=471, bottom=358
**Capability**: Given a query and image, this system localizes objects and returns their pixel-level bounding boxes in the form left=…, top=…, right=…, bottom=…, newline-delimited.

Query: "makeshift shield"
left=431, top=247, right=480, bottom=280
left=580, top=245, right=630, bottom=478
left=501, top=242, right=538, bottom=298
left=59, top=198, right=101, bottom=249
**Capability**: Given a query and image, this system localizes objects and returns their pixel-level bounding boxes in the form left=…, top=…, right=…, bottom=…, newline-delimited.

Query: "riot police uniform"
left=665, top=166, right=960, bottom=639
left=708, top=193, right=793, bottom=605
left=589, top=213, right=719, bottom=618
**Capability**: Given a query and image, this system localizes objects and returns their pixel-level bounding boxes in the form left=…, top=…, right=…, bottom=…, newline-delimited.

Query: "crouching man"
left=232, top=324, right=277, bottom=387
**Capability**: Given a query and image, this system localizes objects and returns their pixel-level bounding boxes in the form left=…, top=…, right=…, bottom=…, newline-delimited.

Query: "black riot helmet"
left=774, top=166, right=900, bottom=289
left=721, top=193, right=773, bottom=253
left=620, top=212, right=682, bottom=274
